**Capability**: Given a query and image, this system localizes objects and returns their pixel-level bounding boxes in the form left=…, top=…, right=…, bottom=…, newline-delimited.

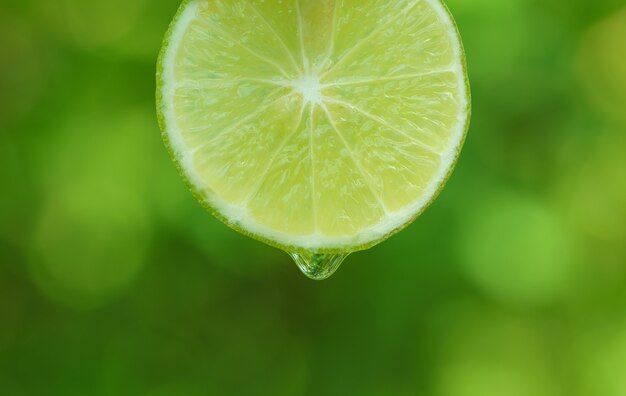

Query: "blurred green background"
left=2, top=0, right=626, bottom=395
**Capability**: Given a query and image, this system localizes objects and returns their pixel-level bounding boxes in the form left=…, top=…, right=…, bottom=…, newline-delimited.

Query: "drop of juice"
left=288, top=251, right=350, bottom=280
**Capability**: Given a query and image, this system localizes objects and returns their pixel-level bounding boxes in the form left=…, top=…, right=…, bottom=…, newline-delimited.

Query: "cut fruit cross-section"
left=156, top=0, right=470, bottom=279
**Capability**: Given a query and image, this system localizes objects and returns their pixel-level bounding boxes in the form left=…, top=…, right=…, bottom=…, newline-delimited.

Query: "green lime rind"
left=156, top=0, right=471, bottom=256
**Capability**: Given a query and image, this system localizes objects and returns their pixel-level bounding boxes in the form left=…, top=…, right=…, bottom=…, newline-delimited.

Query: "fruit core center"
left=291, top=75, right=322, bottom=104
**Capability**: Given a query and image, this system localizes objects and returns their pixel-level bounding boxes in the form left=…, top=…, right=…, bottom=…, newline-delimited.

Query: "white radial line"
left=178, top=77, right=291, bottom=88
left=320, top=0, right=421, bottom=80
left=321, top=68, right=454, bottom=88
left=323, top=96, right=439, bottom=153
left=206, top=20, right=291, bottom=79
left=242, top=100, right=307, bottom=205
left=295, top=0, right=309, bottom=74
left=202, top=90, right=292, bottom=146
left=248, top=3, right=303, bottom=75
left=238, top=78, right=290, bottom=86
left=308, top=104, right=318, bottom=230
left=315, top=0, right=339, bottom=74
left=320, top=103, right=389, bottom=215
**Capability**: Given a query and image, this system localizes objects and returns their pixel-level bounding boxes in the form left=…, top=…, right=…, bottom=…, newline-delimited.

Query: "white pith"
left=291, top=74, right=323, bottom=105
left=160, top=0, right=469, bottom=250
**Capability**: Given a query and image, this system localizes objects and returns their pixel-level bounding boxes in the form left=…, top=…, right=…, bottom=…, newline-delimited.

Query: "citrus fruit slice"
left=157, top=0, right=470, bottom=279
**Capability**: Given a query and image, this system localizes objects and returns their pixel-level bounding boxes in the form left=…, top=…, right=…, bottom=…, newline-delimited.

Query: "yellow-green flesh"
left=158, top=0, right=469, bottom=251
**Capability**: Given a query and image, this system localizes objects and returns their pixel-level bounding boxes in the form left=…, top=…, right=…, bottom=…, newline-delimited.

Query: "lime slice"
left=157, top=0, right=470, bottom=279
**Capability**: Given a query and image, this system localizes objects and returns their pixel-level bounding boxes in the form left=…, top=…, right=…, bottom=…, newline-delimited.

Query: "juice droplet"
left=288, top=251, right=350, bottom=280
